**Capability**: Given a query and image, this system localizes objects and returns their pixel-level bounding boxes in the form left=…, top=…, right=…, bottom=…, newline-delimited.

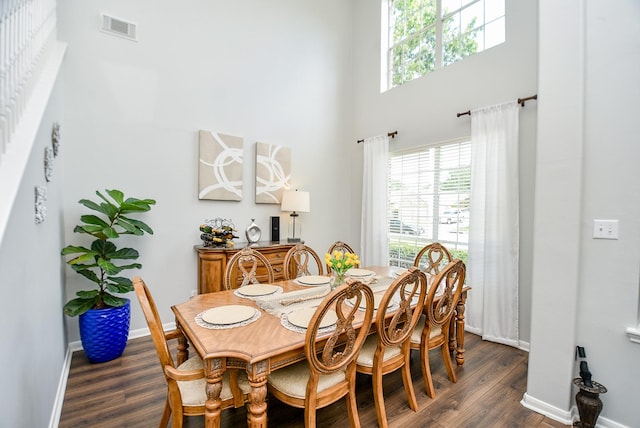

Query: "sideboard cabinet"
left=195, top=242, right=295, bottom=293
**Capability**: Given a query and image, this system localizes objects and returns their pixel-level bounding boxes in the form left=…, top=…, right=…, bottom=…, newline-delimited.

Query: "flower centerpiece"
left=324, top=250, right=360, bottom=289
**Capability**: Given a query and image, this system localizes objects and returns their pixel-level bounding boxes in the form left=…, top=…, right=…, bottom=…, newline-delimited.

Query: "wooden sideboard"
left=195, top=241, right=296, bottom=294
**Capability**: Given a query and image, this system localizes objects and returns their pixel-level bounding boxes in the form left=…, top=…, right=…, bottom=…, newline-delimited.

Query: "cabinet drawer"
left=196, top=242, right=294, bottom=292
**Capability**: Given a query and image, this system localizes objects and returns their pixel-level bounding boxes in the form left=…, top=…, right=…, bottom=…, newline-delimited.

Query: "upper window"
left=388, top=138, right=471, bottom=267
left=384, top=0, right=505, bottom=90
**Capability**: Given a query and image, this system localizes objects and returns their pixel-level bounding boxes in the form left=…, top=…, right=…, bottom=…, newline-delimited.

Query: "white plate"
left=288, top=308, right=337, bottom=329
left=297, top=275, right=331, bottom=286
left=347, top=268, right=375, bottom=278
left=392, top=267, right=408, bottom=277
left=349, top=294, right=385, bottom=310
left=201, top=305, right=256, bottom=325
left=237, top=284, right=279, bottom=296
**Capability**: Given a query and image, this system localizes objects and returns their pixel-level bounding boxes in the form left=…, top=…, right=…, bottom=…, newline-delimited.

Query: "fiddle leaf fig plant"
left=62, top=189, right=156, bottom=317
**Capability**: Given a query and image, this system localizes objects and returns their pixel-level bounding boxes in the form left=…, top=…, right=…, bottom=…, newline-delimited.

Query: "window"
left=388, top=138, right=471, bottom=267
left=384, top=0, right=505, bottom=89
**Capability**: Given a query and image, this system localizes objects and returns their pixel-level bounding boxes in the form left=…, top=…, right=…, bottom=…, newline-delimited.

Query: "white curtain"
left=361, top=135, right=389, bottom=266
left=466, top=101, right=520, bottom=348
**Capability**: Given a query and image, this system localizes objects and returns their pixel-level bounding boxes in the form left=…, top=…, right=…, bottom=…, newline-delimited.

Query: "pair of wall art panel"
left=198, top=130, right=291, bottom=203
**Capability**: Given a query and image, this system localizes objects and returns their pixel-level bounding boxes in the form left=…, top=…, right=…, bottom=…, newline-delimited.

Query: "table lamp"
left=281, top=190, right=310, bottom=243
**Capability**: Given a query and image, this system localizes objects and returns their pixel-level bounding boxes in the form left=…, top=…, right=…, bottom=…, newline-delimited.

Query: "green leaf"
left=115, top=217, right=143, bottom=235
left=110, top=248, right=139, bottom=260
left=74, top=268, right=100, bottom=284
left=78, top=198, right=107, bottom=214
left=92, top=240, right=116, bottom=254
left=98, top=259, right=122, bottom=275
left=102, top=227, right=119, bottom=239
left=79, top=214, right=109, bottom=227
left=64, top=296, right=99, bottom=317
left=76, top=224, right=106, bottom=234
left=66, top=253, right=98, bottom=265
left=106, top=281, right=134, bottom=294
left=76, top=289, right=100, bottom=298
left=105, top=189, right=124, bottom=205
left=102, top=293, right=128, bottom=308
left=61, top=245, right=91, bottom=256
left=120, top=216, right=154, bottom=235
left=107, top=276, right=133, bottom=286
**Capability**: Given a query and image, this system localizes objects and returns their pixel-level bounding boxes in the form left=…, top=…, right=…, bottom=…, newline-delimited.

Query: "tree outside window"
left=385, top=0, right=505, bottom=89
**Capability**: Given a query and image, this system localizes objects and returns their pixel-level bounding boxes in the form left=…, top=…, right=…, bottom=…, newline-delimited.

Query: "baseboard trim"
left=593, top=415, right=632, bottom=428
left=51, top=323, right=175, bottom=427
left=520, top=392, right=575, bottom=425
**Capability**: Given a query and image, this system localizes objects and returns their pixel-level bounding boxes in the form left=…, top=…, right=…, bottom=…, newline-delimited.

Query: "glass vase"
left=331, top=271, right=346, bottom=290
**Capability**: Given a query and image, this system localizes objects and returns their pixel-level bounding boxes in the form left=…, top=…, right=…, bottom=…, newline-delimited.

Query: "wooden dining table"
left=171, top=265, right=470, bottom=428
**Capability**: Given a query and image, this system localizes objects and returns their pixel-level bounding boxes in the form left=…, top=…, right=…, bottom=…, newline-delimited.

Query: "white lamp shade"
left=281, top=190, right=310, bottom=213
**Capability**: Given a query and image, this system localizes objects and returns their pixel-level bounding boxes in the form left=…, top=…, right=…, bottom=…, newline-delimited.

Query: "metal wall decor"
left=35, top=185, right=47, bottom=224
left=44, top=147, right=53, bottom=182
left=52, top=122, right=61, bottom=156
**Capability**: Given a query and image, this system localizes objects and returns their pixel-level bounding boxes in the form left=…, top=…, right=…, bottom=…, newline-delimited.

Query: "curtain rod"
left=357, top=131, right=397, bottom=144
left=456, top=94, right=538, bottom=117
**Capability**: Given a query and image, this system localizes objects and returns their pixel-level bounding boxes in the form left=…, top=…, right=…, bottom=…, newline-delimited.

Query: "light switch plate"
left=593, top=219, right=619, bottom=239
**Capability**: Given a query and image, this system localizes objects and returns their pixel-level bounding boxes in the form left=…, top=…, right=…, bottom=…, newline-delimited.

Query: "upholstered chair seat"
left=176, top=356, right=250, bottom=406
left=268, top=360, right=347, bottom=399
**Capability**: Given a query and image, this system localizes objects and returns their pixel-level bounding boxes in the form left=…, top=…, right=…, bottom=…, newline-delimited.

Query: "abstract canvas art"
left=255, top=141, right=291, bottom=204
left=199, top=130, right=243, bottom=201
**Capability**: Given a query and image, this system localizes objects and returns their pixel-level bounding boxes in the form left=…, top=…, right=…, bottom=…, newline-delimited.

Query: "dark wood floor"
left=59, top=333, right=568, bottom=427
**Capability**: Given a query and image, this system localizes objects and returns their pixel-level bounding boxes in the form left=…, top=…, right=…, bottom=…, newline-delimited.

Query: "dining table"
left=171, top=265, right=470, bottom=428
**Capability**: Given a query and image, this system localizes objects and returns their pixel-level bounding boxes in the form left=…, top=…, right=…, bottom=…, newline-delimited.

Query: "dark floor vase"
left=79, top=299, right=131, bottom=363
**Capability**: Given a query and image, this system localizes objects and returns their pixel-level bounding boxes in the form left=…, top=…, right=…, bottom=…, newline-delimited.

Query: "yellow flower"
left=325, top=250, right=359, bottom=276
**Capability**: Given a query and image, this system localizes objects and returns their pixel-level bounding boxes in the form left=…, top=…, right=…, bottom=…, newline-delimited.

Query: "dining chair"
left=267, top=278, right=375, bottom=428
left=413, top=242, right=453, bottom=275
left=409, top=259, right=466, bottom=398
left=355, top=266, right=428, bottom=428
left=325, top=241, right=358, bottom=273
left=132, top=277, right=250, bottom=427
left=283, top=243, right=324, bottom=280
left=223, top=246, right=275, bottom=290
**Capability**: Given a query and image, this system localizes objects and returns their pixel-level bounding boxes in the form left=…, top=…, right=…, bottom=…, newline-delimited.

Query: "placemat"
left=234, top=285, right=283, bottom=300
left=195, top=308, right=262, bottom=330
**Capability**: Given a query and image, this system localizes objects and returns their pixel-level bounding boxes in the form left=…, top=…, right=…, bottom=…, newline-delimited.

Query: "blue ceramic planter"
left=79, top=299, right=131, bottom=363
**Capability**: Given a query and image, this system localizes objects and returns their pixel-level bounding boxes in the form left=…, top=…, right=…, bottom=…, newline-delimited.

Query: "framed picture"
left=255, top=141, right=291, bottom=204
left=198, top=130, right=243, bottom=201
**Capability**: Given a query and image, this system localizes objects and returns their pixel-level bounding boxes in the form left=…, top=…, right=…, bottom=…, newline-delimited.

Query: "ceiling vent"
left=100, top=14, right=138, bottom=42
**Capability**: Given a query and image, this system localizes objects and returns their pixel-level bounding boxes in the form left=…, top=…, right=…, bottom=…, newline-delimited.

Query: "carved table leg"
left=204, top=358, right=225, bottom=428
left=246, top=361, right=268, bottom=428
left=176, top=333, right=189, bottom=365
left=455, top=291, right=468, bottom=366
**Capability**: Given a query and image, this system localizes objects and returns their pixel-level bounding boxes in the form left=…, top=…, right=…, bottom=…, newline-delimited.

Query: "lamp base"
left=287, top=237, right=302, bottom=243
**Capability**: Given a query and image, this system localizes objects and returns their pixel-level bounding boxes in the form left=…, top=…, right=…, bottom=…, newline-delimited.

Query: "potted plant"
left=62, top=189, right=156, bottom=363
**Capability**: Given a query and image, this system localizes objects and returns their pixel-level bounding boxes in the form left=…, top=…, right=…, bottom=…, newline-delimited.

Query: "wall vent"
left=100, top=14, right=138, bottom=41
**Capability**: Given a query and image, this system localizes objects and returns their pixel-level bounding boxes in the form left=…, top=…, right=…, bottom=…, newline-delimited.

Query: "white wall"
left=351, top=0, right=539, bottom=343
left=526, top=1, right=640, bottom=426
left=57, top=0, right=356, bottom=342
left=0, top=76, right=67, bottom=427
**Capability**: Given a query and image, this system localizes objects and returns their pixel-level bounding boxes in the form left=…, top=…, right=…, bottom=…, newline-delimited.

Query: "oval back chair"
left=325, top=241, right=358, bottom=273
left=283, top=243, right=324, bottom=280
left=355, top=266, right=428, bottom=428
left=413, top=242, right=453, bottom=276
left=223, top=247, right=275, bottom=290
left=267, top=278, right=375, bottom=427
left=133, top=277, right=249, bottom=427
left=410, top=259, right=466, bottom=398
